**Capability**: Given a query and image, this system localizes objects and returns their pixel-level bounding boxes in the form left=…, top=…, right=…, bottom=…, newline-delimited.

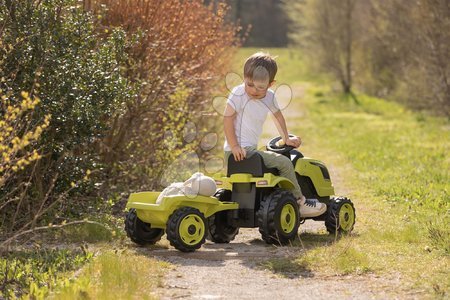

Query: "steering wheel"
left=266, top=134, right=297, bottom=155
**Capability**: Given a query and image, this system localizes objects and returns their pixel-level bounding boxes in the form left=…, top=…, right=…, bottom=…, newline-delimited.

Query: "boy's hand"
left=285, top=136, right=301, bottom=148
left=231, top=145, right=246, bottom=161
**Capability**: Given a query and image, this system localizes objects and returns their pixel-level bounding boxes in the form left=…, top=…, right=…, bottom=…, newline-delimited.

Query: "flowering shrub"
left=0, top=92, right=49, bottom=187
left=0, top=0, right=132, bottom=234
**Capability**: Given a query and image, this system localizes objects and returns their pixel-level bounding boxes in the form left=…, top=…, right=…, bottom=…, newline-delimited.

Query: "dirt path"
left=146, top=85, right=406, bottom=299
left=153, top=226, right=403, bottom=300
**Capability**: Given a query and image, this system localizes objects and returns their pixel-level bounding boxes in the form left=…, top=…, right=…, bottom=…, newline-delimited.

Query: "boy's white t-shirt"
left=224, top=84, right=280, bottom=151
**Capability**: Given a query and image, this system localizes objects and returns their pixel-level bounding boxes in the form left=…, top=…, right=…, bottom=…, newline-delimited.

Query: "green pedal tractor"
left=125, top=135, right=356, bottom=252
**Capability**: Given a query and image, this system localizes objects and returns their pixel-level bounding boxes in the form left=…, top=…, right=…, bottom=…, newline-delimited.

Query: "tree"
left=287, top=0, right=449, bottom=115
left=291, top=0, right=358, bottom=99
left=368, top=0, right=449, bottom=113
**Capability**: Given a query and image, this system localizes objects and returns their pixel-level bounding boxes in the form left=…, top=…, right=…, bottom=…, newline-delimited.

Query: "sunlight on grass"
left=298, top=83, right=450, bottom=295
left=51, top=250, right=171, bottom=300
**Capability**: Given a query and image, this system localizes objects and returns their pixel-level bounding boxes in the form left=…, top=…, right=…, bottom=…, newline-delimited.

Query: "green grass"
left=238, top=48, right=449, bottom=297
left=0, top=248, right=93, bottom=299
left=298, top=88, right=450, bottom=294
left=260, top=257, right=312, bottom=278
left=50, top=250, right=171, bottom=300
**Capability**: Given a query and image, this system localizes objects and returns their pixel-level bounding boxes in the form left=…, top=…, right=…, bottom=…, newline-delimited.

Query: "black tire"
left=325, top=197, right=356, bottom=235
left=167, top=207, right=207, bottom=252
left=125, top=208, right=164, bottom=245
left=207, top=211, right=239, bottom=243
left=207, top=189, right=239, bottom=243
left=257, top=189, right=300, bottom=245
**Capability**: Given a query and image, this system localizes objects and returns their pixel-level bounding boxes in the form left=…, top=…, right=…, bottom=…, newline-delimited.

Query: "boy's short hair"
left=244, top=52, right=278, bottom=83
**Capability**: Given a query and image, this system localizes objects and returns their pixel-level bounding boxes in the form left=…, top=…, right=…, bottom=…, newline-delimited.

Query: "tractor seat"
left=227, top=153, right=279, bottom=177
left=289, top=149, right=304, bottom=166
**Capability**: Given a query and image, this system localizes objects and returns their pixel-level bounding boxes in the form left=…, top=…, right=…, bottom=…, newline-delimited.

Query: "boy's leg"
left=255, top=150, right=327, bottom=218
left=254, top=150, right=303, bottom=198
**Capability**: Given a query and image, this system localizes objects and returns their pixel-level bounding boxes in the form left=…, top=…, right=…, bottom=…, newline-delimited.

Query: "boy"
left=223, top=52, right=326, bottom=217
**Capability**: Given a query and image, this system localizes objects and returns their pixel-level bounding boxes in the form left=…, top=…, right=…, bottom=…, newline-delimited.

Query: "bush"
left=0, top=0, right=240, bottom=242
left=0, top=0, right=133, bottom=235
left=87, top=0, right=241, bottom=191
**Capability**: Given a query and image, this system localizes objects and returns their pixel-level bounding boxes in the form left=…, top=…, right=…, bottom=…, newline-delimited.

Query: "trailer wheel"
left=125, top=209, right=164, bottom=245
left=167, top=207, right=207, bottom=252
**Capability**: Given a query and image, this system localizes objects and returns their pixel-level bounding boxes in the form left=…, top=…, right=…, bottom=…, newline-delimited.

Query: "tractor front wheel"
left=125, top=208, right=164, bottom=246
left=167, top=207, right=207, bottom=252
left=325, top=197, right=356, bottom=235
left=258, top=189, right=300, bottom=245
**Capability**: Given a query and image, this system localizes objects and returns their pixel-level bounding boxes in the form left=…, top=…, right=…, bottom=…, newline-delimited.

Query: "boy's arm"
left=271, top=111, right=301, bottom=148
left=224, top=104, right=246, bottom=161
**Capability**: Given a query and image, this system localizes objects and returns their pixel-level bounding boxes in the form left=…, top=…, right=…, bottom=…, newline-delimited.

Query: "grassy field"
left=239, top=47, right=449, bottom=297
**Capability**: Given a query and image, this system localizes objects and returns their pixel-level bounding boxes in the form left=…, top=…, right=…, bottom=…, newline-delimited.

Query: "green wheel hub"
left=179, top=214, right=205, bottom=246
left=338, top=203, right=355, bottom=231
left=258, top=189, right=300, bottom=245
left=280, top=203, right=296, bottom=233
left=167, top=207, right=207, bottom=252
left=325, top=197, right=356, bottom=234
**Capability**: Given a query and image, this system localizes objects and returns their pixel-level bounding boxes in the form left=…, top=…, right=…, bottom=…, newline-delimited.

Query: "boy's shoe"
left=298, top=197, right=327, bottom=218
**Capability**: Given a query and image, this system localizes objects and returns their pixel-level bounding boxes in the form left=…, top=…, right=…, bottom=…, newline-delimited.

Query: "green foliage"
left=0, top=248, right=93, bottom=299
left=1, top=0, right=130, bottom=143
left=0, top=0, right=134, bottom=233
left=333, top=246, right=371, bottom=275
left=0, top=0, right=132, bottom=187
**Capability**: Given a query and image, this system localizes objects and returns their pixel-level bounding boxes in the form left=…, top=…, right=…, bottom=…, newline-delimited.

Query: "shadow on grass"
left=258, top=257, right=313, bottom=279
left=253, top=232, right=350, bottom=279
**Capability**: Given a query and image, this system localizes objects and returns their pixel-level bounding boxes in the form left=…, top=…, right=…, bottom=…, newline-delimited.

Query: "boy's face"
left=244, top=77, right=274, bottom=99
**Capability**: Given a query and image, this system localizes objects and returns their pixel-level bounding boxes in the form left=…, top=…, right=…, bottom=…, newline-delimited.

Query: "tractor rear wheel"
left=258, top=189, right=300, bottom=245
left=125, top=208, right=164, bottom=245
left=167, top=207, right=207, bottom=252
left=207, top=211, right=239, bottom=243
left=325, top=197, right=356, bottom=235
left=207, top=189, right=239, bottom=243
